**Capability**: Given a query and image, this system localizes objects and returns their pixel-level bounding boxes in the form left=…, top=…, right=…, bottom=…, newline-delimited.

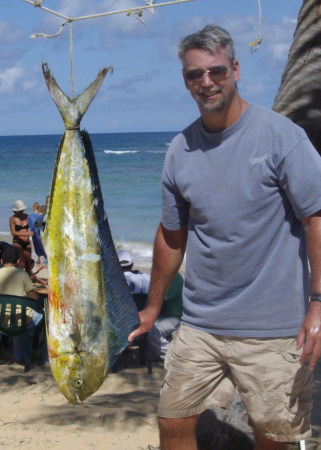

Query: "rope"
left=23, top=0, right=196, bottom=36
left=69, top=21, right=74, bottom=98
left=21, top=0, right=197, bottom=98
left=249, top=0, right=263, bottom=52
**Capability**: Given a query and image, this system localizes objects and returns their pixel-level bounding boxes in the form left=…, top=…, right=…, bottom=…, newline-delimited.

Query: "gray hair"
left=178, top=25, right=235, bottom=64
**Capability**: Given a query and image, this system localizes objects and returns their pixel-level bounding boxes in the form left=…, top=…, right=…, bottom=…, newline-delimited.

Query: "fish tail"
left=42, top=63, right=113, bottom=129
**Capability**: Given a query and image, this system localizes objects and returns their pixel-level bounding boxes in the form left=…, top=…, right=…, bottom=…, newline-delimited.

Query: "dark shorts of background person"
left=13, top=238, right=31, bottom=251
left=157, top=324, right=312, bottom=443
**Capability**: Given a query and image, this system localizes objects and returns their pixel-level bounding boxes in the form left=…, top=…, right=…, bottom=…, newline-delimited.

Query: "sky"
left=1, top=0, right=302, bottom=136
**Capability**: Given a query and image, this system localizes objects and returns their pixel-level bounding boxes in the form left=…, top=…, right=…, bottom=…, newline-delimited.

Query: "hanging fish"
left=42, top=63, right=139, bottom=404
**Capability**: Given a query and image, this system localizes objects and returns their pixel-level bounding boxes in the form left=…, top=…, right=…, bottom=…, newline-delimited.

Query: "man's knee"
left=158, top=415, right=199, bottom=435
left=254, top=432, right=288, bottom=450
left=158, top=416, right=200, bottom=450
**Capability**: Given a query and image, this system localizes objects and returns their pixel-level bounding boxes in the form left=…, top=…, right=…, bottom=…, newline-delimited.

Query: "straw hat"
left=12, top=200, right=27, bottom=212
left=117, top=250, right=133, bottom=267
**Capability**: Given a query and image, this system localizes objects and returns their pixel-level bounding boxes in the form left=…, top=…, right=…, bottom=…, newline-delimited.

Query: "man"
left=118, top=250, right=183, bottom=361
left=0, top=245, right=42, bottom=361
left=117, top=249, right=150, bottom=295
left=129, top=25, right=321, bottom=450
left=0, top=246, right=39, bottom=300
left=149, top=273, right=184, bottom=361
left=0, top=241, right=11, bottom=268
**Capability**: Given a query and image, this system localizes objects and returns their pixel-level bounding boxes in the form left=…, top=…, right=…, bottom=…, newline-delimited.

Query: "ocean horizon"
left=0, top=131, right=177, bottom=267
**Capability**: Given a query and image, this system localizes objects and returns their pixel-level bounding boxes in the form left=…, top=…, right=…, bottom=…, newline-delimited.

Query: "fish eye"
left=74, top=379, right=83, bottom=388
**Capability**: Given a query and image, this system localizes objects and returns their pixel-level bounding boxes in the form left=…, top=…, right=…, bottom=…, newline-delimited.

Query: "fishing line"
left=21, top=0, right=196, bottom=99
left=21, top=0, right=263, bottom=96
left=69, top=21, right=74, bottom=99
left=249, top=0, right=263, bottom=52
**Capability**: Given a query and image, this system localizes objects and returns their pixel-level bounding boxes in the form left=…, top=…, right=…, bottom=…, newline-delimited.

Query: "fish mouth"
left=59, top=384, right=79, bottom=404
left=49, top=352, right=107, bottom=404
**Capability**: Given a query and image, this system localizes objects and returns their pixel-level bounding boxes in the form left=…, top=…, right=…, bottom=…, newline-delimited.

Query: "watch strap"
left=310, top=294, right=321, bottom=302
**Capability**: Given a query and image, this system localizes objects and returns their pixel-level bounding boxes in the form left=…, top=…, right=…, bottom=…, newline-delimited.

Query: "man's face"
left=182, top=47, right=240, bottom=114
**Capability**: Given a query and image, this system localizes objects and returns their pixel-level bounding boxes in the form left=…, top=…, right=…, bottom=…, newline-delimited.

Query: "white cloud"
left=0, top=64, right=25, bottom=93
left=0, top=21, right=23, bottom=44
left=110, top=69, right=158, bottom=89
left=282, top=16, right=297, bottom=25
left=270, top=42, right=290, bottom=61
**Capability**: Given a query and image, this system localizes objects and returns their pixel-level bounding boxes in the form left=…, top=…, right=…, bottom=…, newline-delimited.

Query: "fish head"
left=49, top=352, right=108, bottom=404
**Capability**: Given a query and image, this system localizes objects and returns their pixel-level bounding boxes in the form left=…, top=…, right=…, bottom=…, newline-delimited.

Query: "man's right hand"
left=128, top=307, right=158, bottom=342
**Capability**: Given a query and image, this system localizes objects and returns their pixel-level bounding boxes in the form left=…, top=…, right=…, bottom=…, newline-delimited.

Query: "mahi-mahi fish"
left=42, top=63, right=139, bottom=404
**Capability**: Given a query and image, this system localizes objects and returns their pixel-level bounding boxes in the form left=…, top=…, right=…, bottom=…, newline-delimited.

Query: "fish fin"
left=80, top=131, right=140, bottom=366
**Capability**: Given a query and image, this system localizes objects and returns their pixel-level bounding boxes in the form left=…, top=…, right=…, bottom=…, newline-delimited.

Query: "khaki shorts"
left=157, top=324, right=312, bottom=442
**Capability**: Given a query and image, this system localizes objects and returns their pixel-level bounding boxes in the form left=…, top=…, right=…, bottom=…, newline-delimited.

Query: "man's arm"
left=26, top=289, right=39, bottom=300
left=297, top=211, right=321, bottom=370
left=128, top=223, right=187, bottom=342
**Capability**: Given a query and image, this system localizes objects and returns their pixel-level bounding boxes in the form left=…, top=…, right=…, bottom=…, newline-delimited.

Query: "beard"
left=196, top=88, right=228, bottom=113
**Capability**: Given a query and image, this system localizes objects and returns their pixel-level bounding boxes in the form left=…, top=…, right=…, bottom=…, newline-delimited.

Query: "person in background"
left=0, top=241, right=11, bottom=268
left=149, top=273, right=184, bottom=361
left=9, top=200, right=33, bottom=275
left=117, top=250, right=150, bottom=295
left=129, top=24, right=321, bottom=450
left=0, top=246, right=42, bottom=363
left=28, top=202, right=47, bottom=264
left=29, top=259, right=47, bottom=286
left=118, top=249, right=184, bottom=361
left=42, top=195, right=50, bottom=232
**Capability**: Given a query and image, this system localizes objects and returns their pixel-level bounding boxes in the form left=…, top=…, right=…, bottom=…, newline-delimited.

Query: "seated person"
left=157, top=272, right=183, bottom=336
left=29, top=259, right=47, bottom=286
left=0, top=246, right=43, bottom=362
left=148, top=273, right=184, bottom=361
left=117, top=250, right=150, bottom=294
left=0, top=241, right=11, bottom=268
left=117, top=250, right=183, bottom=361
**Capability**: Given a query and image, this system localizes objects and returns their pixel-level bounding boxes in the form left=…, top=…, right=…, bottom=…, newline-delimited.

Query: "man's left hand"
left=297, top=301, right=321, bottom=371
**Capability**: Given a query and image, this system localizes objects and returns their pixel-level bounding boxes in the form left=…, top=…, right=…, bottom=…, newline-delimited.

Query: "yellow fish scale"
left=46, top=133, right=108, bottom=364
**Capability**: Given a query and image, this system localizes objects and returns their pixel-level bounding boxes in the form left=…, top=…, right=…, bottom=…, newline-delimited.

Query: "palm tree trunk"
left=273, top=0, right=321, bottom=155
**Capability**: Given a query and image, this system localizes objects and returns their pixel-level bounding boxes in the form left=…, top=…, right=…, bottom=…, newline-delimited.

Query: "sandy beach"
left=1, top=232, right=321, bottom=449
left=0, top=231, right=164, bottom=450
left=0, top=361, right=164, bottom=450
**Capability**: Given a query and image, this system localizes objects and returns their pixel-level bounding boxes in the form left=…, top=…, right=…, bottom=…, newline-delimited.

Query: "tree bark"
left=273, top=0, right=321, bottom=155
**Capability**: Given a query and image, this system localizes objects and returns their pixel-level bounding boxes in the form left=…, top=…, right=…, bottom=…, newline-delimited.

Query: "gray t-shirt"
left=161, top=103, right=321, bottom=337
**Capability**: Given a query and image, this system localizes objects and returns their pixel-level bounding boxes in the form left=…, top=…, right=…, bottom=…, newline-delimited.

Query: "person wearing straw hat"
left=117, top=250, right=150, bottom=295
left=9, top=200, right=34, bottom=276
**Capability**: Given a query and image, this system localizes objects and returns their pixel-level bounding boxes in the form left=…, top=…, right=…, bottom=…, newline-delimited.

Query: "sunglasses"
left=184, top=65, right=228, bottom=82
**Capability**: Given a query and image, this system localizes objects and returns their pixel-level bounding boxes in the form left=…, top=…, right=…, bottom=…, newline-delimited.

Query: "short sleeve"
left=278, top=138, right=321, bottom=219
left=161, top=143, right=189, bottom=230
left=23, top=272, right=35, bottom=293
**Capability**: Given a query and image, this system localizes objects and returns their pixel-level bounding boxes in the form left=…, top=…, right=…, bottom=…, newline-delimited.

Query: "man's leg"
left=158, top=415, right=200, bottom=450
left=254, top=431, right=288, bottom=449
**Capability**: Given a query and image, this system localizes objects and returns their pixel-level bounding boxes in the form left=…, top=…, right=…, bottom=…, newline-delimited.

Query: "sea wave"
left=114, top=238, right=186, bottom=272
left=114, top=239, right=153, bottom=268
left=103, top=149, right=166, bottom=155
left=103, top=150, right=139, bottom=155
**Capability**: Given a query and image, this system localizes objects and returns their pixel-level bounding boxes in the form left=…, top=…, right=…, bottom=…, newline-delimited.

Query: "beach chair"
left=0, top=294, right=46, bottom=372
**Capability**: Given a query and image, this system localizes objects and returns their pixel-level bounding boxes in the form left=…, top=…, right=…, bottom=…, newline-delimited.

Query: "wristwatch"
left=310, top=294, right=321, bottom=302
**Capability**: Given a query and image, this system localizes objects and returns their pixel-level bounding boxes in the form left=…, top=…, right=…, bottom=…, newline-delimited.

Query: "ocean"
left=0, top=131, right=177, bottom=267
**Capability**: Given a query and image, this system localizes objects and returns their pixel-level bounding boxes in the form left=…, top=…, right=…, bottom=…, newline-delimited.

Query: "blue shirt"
left=161, top=103, right=321, bottom=337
